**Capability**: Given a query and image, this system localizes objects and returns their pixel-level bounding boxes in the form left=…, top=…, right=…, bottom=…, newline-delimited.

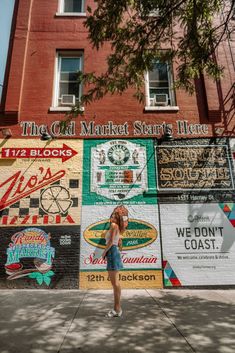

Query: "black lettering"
left=198, top=239, right=205, bottom=249
left=177, top=227, right=191, bottom=237
left=185, top=239, right=190, bottom=249
left=80, top=121, right=94, bottom=136
left=204, top=239, right=211, bottom=249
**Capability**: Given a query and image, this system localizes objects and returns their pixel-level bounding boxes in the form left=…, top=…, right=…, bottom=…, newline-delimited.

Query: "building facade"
left=0, top=0, right=234, bottom=289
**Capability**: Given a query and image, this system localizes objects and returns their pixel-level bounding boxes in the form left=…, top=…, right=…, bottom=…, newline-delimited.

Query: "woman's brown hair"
left=110, top=212, right=125, bottom=234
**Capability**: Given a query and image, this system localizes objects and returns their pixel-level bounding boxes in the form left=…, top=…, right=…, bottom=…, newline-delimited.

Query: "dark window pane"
left=149, top=62, right=168, bottom=82
left=61, top=57, right=81, bottom=72
left=149, top=81, right=169, bottom=88
left=149, top=70, right=159, bottom=81
left=157, top=63, right=168, bottom=80
left=156, top=81, right=169, bottom=88
left=64, top=0, right=82, bottom=12
left=60, top=72, right=79, bottom=81
left=68, top=82, right=80, bottom=95
left=59, top=82, right=80, bottom=97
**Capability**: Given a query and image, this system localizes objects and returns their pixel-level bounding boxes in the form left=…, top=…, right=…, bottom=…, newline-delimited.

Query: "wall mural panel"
left=156, top=138, right=234, bottom=204
left=0, top=225, right=80, bottom=288
left=80, top=205, right=162, bottom=289
left=0, top=139, right=82, bottom=288
left=157, top=145, right=232, bottom=190
left=0, top=139, right=82, bottom=226
left=161, top=203, right=235, bottom=286
left=80, top=139, right=162, bottom=289
left=82, top=139, right=157, bottom=205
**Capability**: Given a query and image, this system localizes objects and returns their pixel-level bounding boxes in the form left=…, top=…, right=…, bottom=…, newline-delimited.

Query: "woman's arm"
left=102, top=223, right=118, bottom=259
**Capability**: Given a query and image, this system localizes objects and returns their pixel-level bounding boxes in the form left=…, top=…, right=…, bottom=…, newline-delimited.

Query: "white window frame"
left=144, top=61, right=179, bottom=111
left=50, top=51, right=83, bottom=111
left=56, top=0, right=86, bottom=16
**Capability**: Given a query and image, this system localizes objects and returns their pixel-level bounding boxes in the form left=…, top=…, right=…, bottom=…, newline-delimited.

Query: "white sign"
left=80, top=205, right=162, bottom=271
left=161, top=203, right=235, bottom=286
left=91, top=140, right=148, bottom=201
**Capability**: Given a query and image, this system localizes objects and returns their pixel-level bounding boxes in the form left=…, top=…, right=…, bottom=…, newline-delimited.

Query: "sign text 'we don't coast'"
left=20, top=120, right=209, bottom=138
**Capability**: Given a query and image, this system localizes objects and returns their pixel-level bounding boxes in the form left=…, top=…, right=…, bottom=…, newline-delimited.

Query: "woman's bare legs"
left=108, top=270, right=121, bottom=312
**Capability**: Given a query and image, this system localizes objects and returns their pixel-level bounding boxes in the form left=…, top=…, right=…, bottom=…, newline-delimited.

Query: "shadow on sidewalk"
left=0, top=290, right=234, bottom=353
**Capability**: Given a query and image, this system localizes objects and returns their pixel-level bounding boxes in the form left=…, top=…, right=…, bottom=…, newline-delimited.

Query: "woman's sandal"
left=106, top=309, right=123, bottom=317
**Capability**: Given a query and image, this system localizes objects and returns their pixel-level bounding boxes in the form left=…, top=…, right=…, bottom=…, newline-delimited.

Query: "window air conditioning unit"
left=154, top=94, right=168, bottom=106
left=61, top=94, right=76, bottom=106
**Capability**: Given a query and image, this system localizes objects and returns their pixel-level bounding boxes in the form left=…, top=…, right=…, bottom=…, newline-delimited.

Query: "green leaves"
left=28, top=271, right=55, bottom=286
left=68, top=0, right=234, bottom=112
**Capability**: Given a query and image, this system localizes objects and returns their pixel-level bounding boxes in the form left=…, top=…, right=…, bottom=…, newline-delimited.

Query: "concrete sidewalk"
left=0, top=289, right=235, bottom=353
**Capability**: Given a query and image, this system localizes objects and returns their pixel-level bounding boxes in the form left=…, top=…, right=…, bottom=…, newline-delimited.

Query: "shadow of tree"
left=0, top=289, right=235, bottom=353
left=148, top=289, right=235, bottom=353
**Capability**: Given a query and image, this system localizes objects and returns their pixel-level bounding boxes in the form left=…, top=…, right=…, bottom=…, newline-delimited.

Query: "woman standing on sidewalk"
left=102, top=211, right=125, bottom=317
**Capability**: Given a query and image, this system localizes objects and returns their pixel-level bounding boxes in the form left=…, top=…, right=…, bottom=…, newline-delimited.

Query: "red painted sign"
left=0, top=167, right=66, bottom=211
left=1, top=144, right=77, bottom=162
left=1, top=214, right=75, bottom=225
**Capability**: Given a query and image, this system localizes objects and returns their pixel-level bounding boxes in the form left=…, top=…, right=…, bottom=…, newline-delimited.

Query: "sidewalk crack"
left=57, top=291, right=88, bottom=353
left=146, top=289, right=197, bottom=353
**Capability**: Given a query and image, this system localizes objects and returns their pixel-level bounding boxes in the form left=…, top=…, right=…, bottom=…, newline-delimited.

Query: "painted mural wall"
left=0, top=139, right=82, bottom=288
left=0, top=137, right=235, bottom=289
left=156, top=138, right=235, bottom=287
left=80, top=139, right=163, bottom=289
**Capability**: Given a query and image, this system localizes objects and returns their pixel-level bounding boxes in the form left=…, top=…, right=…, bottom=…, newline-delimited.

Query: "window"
left=145, top=61, right=178, bottom=110
left=58, top=0, right=85, bottom=15
left=51, top=52, right=83, bottom=110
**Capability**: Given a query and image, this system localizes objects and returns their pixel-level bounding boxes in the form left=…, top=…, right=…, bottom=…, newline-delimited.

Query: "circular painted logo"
left=84, top=219, right=157, bottom=250
left=107, top=144, right=130, bottom=165
left=40, top=185, right=73, bottom=214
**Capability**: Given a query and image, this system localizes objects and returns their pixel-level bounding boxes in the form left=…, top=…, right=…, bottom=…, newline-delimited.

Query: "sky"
left=0, top=0, right=15, bottom=99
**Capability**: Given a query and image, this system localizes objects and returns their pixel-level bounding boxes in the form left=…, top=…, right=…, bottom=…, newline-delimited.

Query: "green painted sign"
left=82, top=139, right=157, bottom=205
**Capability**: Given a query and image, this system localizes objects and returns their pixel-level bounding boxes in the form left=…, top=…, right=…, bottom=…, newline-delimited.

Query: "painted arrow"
left=1, top=143, right=78, bottom=162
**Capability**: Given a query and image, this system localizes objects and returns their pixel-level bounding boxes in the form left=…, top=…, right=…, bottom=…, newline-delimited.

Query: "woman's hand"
left=118, top=238, right=122, bottom=251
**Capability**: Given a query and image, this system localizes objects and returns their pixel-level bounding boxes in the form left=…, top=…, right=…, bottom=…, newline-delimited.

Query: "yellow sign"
left=0, top=139, right=83, bottom=226
left=84, top=219, right=157, bottom=250
left=79, top=270, right=163, bottom=289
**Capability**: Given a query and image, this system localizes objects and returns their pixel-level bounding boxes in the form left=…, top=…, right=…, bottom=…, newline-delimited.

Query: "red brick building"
left=0, top=0, right=234, bottom=289
left=1, top=0, right=234, bottom=138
